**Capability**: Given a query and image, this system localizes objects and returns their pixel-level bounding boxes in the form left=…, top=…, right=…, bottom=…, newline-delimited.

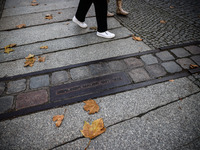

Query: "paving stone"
left=191, top=55, right=200, bottom=66
left=146, top=64, right=166, bottom=78
left=124, top=57, right=144, bottom=68
left=155, top=51, right=175, bottom=61
left=171, top=48, right=191, bottom=58
left=51, top=71, right=69, bottom=85
left=184, top=45, right=200, bottom=54
left=162, top=61, right=182, bottom=73
left=176, top=58, right=196, bottom=69
left=30, top=75, right=49, bottom=89
left=89, top=63, right=111, bottom=76
left=129, top=68, right=151, bottom=82
left=108, top=60, right=127, bottom=71
left=70, top=66, right=91, bottom=80
left=140, top=54, right=158, bottom=65
left=16, top=90, right=48, bottom=110
left=0, top=82, right=5, bottom=95
left=7, top=79, right=26, bottom=94
left=0, top=96, right=13, bottom=114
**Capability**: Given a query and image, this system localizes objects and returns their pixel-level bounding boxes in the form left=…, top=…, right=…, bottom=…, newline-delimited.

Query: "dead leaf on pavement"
left=169, top=79, right=174, bottom=82
left=16, top=24, right=26, bottom=28
left=83, top=99, right=100, bottom=114
left=81, top=118, right=106, bottom=150
left=31, top=3, right=39, bottom=6
left=160, top=20, right=167, bottom=24
left=45, top=14, right=53, bottom=20
left=38, top=56, right=46, bottom=62
left=189, top=64, right=199, bottom=69
left=32, top=0, right=37, bottom=2
left=89, top=26, right=97, bottom=30
left=58, top=12, right=62, bottom=14
left=66, top=22, right=70, bottom=25
left=40, top=46, right=48, bottom=49
left=170, top=6, right=174, bottom=9
left=24, top=54, right=36, bottom=67
left=4, top=43, right=17, bottom=54
left=53, top=115, right=64, bottom=127
left=132, top=34, right=143, bottom=41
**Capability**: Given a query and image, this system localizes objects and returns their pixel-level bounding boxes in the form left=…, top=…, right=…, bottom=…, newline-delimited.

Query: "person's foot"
left=72, top=16, right=87, bottom=28
left=107, top=11, right=114, bottom=17
left=97, top=31, right=115, bottom=39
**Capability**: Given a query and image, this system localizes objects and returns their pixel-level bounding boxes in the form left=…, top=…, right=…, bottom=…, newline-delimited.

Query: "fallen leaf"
left=89, top=26, right=97, bottom=30
left=24, top=54, right=36, bottom=67
left=81, top=118, right=106, bottom=139
left=160, top=20, right=167, bottom=24
left=53, top=115, right=64, bottom=127
left=83, top=99, right=100, bottom=114
left=170, top=6, right=174, bottom=9
left=178, top=106, right=182, bottom=110
left=25, top=54, right=34, bottom=59
left=38, top=56, right=46, bottom=62
left=169, top=79, right=174, bottom=82
left=189, top=64, right=199, bottom=69
left=4, top=48, right=14, bottom=54
left=179, top=97, right=183, bottom=101
left=16, top=24, right=26, bottom=28
left=66, top=22, right=70, bottom=25
left=132, top=34, right=143, bottom=41
left=58, top=12, right=62, bottom=14
left=32, top=0, right=37, bottom=2
left=31, top=3, right=39, bottom=6
left=40, top=46, right=48, bottom=49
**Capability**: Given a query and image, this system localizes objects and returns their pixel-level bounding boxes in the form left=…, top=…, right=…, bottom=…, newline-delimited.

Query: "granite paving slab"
left=0, top=77, right=199, bottom=149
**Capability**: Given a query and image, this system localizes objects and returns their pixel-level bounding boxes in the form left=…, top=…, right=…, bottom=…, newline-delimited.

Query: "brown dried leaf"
left=58, top=12, right=62, bottom=14
left=45, top=14, right=53, bottom=20
left=170, top=6, right=174, bottom=9
left=38, top=56, right=46, bottom=62
left=32, top=0, right=37, bottom=2
left=16, top=24, right=26, bottom=28
left=4, top=48, right=14, bottom=54
left=40, top=46, right=48, bottom=49
left=83, top=99, right=100, bottom=114
left=66, top=22, right=70, bottom=25
left=81, top=118, right=106, bottom=139
left=53, top=115, right=64, bottom=127
left=31, top=3, right=39, bottom=6
left=169, top=79, right=174, bottom=82
left=160, top=20, right=167, bottom=24
left=89, top=26, right=97, bottom=30
left=24, top=54, right=36, bottom=67
left=132, top=34, right=143, bottom=41
left=25, top=54, right=35, bottom=59
left=189, top=64, right=199, bottom=69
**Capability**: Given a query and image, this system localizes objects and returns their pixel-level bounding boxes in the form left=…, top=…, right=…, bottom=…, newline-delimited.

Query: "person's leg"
left=75, top=0, right=93, bottom=22
left=107, top=0, right=114, bottom=17
left=116, top=0, right=129, bottom=15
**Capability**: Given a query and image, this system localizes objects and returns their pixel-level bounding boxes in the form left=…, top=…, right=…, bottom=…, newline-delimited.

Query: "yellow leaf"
left=169, top=80, right=174, bottom=82
left=160, top=20, right=167, bottom=24
left=38, top=56, right=46, bottom=62
left=4, top=48, right=14, bottom=54
left=40, top=46, right=48, bottom=49
left=53, top=115, right=64, bottom=127
left=81, top=118, right=106, bottom=139
left=45, top=14, right=53, bottom=20
left=83, top=99, right=99, bottom=114
left=16, top=24, right=26, bottom=28
left=31, top=3, right=39, bottom=6
left=132, top=34, right=143, bottom=41
left=25, top=54, right=35, bottom=59
left=89, top=26, right=97, bottom=30
left=24, top=54, right=36, bottom=67
left=189, top=64, right=199, bottom=69
left=32, top=0, right=37, bottom=2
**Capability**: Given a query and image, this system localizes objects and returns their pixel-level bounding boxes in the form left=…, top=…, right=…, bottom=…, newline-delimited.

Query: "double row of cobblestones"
left=0, top=45, right=200, bottom=115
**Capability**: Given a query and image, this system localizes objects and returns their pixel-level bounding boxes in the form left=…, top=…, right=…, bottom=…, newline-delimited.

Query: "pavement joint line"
left=50, top=91, right=200, bottom=149
left=180, top=136, right=200, bottom=148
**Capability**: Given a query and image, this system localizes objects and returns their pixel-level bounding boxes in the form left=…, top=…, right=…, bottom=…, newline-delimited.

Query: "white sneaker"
left=97, top=31, right=115, bottom=39
left=72, top=16, right=87, bottom=28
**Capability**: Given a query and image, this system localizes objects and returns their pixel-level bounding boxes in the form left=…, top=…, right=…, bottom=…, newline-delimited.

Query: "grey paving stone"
left=0, top=82, right=5, bottom=95
left=89, top=63, right=111, bottom=76
left=0, top=77, right=199, bottom=149
left=124, top=57, right=144, bottom=68
left=70, top=66, right=91, bottom=80
left=171, top=48, right=191, bottom=58
left=155, top=51, right=175, bottom=61
left=0, top=96, right=13, bottom=114
left=108, top=60, right=127, bottom=71
left=129, top=68, right=151, bottom=82
left=0, top=38, right=151, bottom=78
left=7, top=79, right=26, bottom=94
left=184, top=45, right=200, bottom=54
left=162, top=61, right=182, bottom=73
left=146, top=64, right=166, bottom=78
left=176, top=58, right=196, bottom=69
left=30, top=75, right=49, bottom=89
left=191, top=55, right=200, bottom=66
left=140, top=54, right=158, bottom=65
left=51, top=71, right=69, bottom=85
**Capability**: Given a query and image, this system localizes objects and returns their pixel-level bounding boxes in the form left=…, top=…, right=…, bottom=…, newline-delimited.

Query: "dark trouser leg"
left=93, top=0, right=108, bottom=32
left=75, top=0, right=93, bottom=22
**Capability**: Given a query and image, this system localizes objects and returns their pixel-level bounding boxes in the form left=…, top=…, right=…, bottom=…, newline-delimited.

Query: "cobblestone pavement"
left=109, top=0, right=200, bottom=48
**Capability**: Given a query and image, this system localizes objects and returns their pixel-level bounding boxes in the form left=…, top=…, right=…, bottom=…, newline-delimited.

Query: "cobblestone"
left=128, top=68, right=151, bottom=83
left=170, top=48, right=191, bottom=58
left=191, top=55, right=200, bottom=66
left=156, top=51, right=175, bottom=61
left=146, top=64, right=167, bottom=78
left=30, top=75, right=49, bottom=89
left=161, top=61, right=182, bottom=73
left=89, top=63, right=111, bottom=76
left=124, top=57, right=144, bottom=68
left=51, top=71, right=69, bottom=85
left=184, top=46, right=200, bottom=54
left=140, top=54, right=158, bottom=65
left=108, top=60, right=127, bottom=71
left=70, top=66, right=91, bottom=80
left=0, top=82, right=5, bottom=95
left=176, top=58, right=195, bottom=69
left=0, top=96, right=13, bottom=114
left=16, top=90, right=48, bottom=110
left=7, top=79, right=26, bottom=94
